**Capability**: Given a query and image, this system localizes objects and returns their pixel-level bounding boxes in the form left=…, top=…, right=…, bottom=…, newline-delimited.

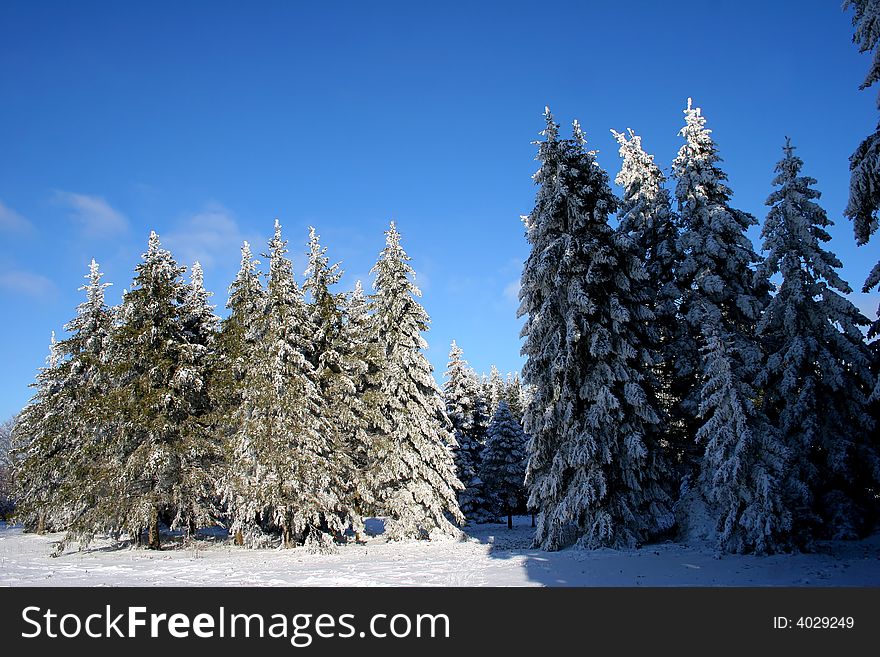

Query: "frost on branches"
left=13, top=260, right=115, bottom=539
left=367, top=222, right=464, bottom=540
left=757, top=139, right=879, bottom=540
left=844, top=0, right=880, bottom=381
left=670, top=98, right=769, bottom=473
left=223, top=221, right=355, bottom=550
left=694, top=329, right=791, bottom=555
left=519, top=109, right=672, bottom=550
left=611, top=127, right=684, bottom=465
left=443, top=341, right=492, bottom=523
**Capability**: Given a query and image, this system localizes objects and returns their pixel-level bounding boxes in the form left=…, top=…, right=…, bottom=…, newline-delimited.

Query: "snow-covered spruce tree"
left=344, top=279, right=384, bottom=521
left=214, top=242, right=264, bottom=416
left=481, top=401, right=527, bottom=529
left=214, top=242, right=266, bottom=545
left=502, top=372, right=525, bottom=424
left=443, top=341, right=492, bottom=523
left=224, top=220, right=355, bottom=549
left=96, top=234, right=220, bottom=549
left=670, top=99, right=770, bottom=476
left=612, top=128, right=684, bottom=465
left=695, top=327, right=791, bottom=554
left=844, top=0, right=880, bottom=394
left=13, top=260, right=116, bottom=539
left=367, top=222, right=464, bottom=539
left=758, top=139, right=879, bottom=540
left=303, top=226, right=365, bottom=537
left=519, top=109, right=673, bottom=550
left=10, top=333, right=66, bottom=533
left=484, top=365, right=505, bottom=415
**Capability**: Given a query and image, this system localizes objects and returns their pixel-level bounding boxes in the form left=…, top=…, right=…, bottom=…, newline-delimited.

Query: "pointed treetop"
left=273, top=217, right=282, bottom=237
left=572, top=119, right=586, bottom=147
left=241, top=240, right=252, bottom=259
left=541, top=106, right=559, bottom=141
left=147, top=230, right=161, bottom=254
left=191, top=261, right=204, bottom=289
left=81, top=258, right=112, bottom=301
left=782, top=135, right=795, bottom=158
left=353, top=279, right=364, bottom=298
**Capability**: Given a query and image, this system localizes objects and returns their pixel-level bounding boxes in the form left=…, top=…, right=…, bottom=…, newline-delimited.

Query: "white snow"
left=2, top=519, right=878, bottom=587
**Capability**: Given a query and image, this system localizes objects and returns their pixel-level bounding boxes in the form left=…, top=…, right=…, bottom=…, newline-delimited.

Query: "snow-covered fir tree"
left=502, top=372, right=526, bottom=424
left=13, top=260, right=115, bottom=539
left=484, top=365, right=505, bottom=415
left=367, top=222, right=464, bottom=539
left=443, top=341, right=492, bottom=523
left=224, top=220, right=355, bottom=549
left=343, top=279, right=384, bottom=521
left=519, top=109, right=673, bottom=550
left=97, top=234, right=220, bottom=549
left=844, top=0, right=880, bottom=393
left=480, top=401, right=527, bottom=529
left=694, top=328, right=791, bottom=554
left=215, top=242, right=265, bottom=420
left=10, top=333, right=67, bottom=533
left=670, top=98, right=770, bottom=474
left=612, top=128, right=683, bottom=464
left=303, top=226, right=366, bottom=537
left=758, top=139, right=879, bottom=540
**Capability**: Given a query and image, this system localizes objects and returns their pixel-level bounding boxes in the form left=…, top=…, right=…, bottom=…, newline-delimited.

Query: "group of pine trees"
left=9, top=222, right=466, bottom=551
left=519, top=98, right=878, bottom=554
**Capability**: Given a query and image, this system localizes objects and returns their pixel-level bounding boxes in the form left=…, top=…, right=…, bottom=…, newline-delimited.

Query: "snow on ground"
left=1, top=518, right=878, bottom=587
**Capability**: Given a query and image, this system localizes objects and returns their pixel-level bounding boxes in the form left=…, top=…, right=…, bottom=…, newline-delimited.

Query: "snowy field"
left=1, top=519, right=879, bottom=587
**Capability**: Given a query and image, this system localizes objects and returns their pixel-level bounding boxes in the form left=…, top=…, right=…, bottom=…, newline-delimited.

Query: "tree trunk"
left=282, top=525, right=292, bottom=548
left=148, top=505, right=161, bottom=550
left=36, top=511, right=46, bottom=534
left=234, top=529, right=244, bottom=546
left=507, top=512, right=513, bottom=530
left=531, top=513, right=536, bottom=528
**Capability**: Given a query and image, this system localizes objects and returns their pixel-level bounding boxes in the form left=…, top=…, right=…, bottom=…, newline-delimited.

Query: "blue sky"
left=0, top=0, right=877, bottom=420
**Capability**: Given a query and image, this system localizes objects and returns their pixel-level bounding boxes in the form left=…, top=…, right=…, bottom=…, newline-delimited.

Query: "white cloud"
left=163, top=203, right=258, bottom=270
left=503, top=279, right=521, bottom=306
left=0, top=269, right=56, bottom=299
left=54, top=191, right=128, bottom=236
left=0, top=200, right=33, bottom=233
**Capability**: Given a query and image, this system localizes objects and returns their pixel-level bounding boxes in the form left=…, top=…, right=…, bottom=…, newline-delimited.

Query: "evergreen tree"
left=612, top=128, right=684, bottom=464
left=481, top=401, right=527, bottom=529
left=344, top=279, right=384, bottom=522
left=367, top=222, right=464, bottom=539
left=13, top=260, right=115, bottom=539
left=694, top=329, right=792, bottom=554
left=485, top=365, right=505, bottom=415
left=758, top=139, right=879, bottom=539
left=670, top=98, right=769, bottom=475
left=502, top=372, right=526, bottom=424
left=303, top=226, right=365, bottom=537
left=224, top=220, right=353, bottom=549
left=519, top=109, right=672, bottom=550
left=844, top=0, right=880, bottom=393
left=98, top=234, right=220, bottom=549
left=443, top=341, right=491, bottom=523
left=10, top=333, right=67, bottom=533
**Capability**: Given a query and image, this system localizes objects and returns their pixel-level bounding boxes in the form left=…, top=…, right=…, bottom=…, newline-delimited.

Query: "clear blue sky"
left=0, top=0, right=876, bottom=420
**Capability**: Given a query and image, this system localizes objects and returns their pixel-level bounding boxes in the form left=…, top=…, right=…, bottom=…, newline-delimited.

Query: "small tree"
left=481, top=401, right=527, bottom=529
left=443, top=341, right=492, bottom=523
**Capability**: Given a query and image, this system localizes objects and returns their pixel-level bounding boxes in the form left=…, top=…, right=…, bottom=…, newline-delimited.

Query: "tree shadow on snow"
left=463, top=516, right=585, bottom=586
